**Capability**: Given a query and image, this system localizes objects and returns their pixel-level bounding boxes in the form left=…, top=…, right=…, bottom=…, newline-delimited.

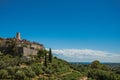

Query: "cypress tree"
left=44, top=49, right=47, bottom=67
left=49, top=48, right=52, bottom=63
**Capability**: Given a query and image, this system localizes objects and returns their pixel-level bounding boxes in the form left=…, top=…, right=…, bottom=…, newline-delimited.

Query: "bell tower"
left=16, top=32, right=21, bottom=40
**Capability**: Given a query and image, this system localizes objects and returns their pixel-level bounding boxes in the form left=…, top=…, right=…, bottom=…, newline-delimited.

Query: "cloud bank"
left=52, top=49, right=120, bottom=62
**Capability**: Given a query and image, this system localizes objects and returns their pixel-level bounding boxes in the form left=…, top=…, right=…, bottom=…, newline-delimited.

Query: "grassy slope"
left=0, top=54, right=82, bottom=80
left=33, top=57, right=82, bottom=80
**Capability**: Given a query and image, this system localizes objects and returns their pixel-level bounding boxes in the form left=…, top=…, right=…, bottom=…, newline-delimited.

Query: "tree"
left=44, top=49, right=47, bottom=67
left=6, top=40, right=18, bottom=56
left=22, top=67, right=35, bottom=78
left=7, top=66, right=15, bottom=78
left=11, top=42, right=18, bottom=56
left=31, top=63, right=43, bottom=75
left=15, top=70, right=26, bottom=80
left=37, top=49, right=45, bottom=57
left=0, top=69, right=8, bottom=79
left=49, top=48, right=52, bottom=63
left=90, top=60, right=101, bottom=69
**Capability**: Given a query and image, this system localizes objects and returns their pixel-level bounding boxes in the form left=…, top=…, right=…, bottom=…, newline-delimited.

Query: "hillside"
left=0, top=53, right=82, bottom=80
left=0, top=33, right=84, bottom=80
left=0, top=33, right=120, bottom=80
left=70, top=60, right=120, bottom=80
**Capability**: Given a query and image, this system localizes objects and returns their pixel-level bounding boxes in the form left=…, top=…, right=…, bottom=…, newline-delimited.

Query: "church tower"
left=16, top=32, right=21, bottom=40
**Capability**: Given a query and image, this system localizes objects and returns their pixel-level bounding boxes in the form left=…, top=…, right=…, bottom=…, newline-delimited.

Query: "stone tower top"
left=16, top=32, right=21, bottom=40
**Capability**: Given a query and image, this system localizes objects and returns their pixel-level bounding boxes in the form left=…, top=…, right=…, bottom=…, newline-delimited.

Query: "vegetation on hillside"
left=0, top=38, right=120, bottom=80
left=0, top=49, right=120, bottom=80
left=70, top=60, right=120, bottom=80
left=0, top=50, right=82, bottom=80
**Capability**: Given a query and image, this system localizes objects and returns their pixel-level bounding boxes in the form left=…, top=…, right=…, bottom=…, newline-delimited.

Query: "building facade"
left=0, top=32, right=44, bottom=56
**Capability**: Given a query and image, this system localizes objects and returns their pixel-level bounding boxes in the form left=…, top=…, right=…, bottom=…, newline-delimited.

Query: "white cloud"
left=52, top=49, right=120, bottom=62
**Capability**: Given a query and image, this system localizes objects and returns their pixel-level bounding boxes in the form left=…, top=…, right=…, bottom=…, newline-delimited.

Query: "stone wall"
left=31, top=44, right=43, bottom=50
left=18, top=47, right=38, bottom=56
left=23, top=47, right=38, bottom=56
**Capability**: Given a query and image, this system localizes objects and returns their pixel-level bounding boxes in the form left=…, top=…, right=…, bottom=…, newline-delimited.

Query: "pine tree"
left=49, top=48, right=52, bottom=63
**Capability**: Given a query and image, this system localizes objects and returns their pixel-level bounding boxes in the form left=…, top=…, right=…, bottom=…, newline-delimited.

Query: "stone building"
left=0, top=32, right=44, bottom=56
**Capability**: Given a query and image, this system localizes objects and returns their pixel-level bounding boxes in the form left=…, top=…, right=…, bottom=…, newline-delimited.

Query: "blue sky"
left=0, top=0, right=120, bottom=62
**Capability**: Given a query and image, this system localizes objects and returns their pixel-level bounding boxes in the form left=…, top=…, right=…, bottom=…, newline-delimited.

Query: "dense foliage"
left=70, top=60, right=120, bottom=80
left=0, top=52, right=81, bottom=80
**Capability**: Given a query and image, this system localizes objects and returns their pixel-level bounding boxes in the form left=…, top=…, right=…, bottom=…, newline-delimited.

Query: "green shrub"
left=38, top=77, right=46, bottom=80
left=22, top=67, right=36, bottom=78
left=15, top=70, right=26, bottom=80
left=31, top=63, right=43, bottom=75
left=0, top=69, right=8, bottom=79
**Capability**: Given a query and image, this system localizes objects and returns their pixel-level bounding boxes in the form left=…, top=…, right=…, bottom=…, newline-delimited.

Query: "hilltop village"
left=0, top=33, right=120, bottom=80
left=0, top=32, right=44, bottom=56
